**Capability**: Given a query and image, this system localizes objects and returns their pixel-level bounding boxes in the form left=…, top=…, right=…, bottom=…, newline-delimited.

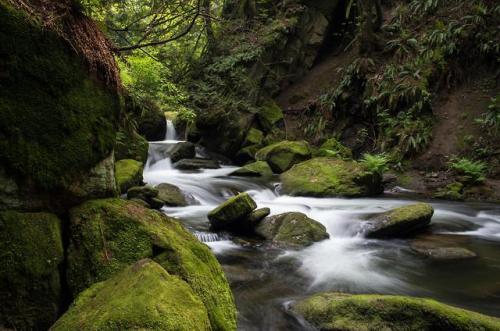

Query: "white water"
left=165, top=119, right=177, bottom=141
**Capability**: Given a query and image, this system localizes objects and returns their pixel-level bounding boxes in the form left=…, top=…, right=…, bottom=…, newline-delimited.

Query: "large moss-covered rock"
left=257, top=101, right=284, bottom=132
left=115, top=128, right=149, bottom=163
left=243, top=128, right=264, bottom=146
left=292, top=293, right=500, bottom=331
left=156, top=183, right=188, bottom=206
left=0, top=211, right=63, bottom=330
left=115, top=159, right=144, bottom=193
left=52, top=259, right=211, bottom=331
left=255, top=212, right=329, bottom=248
left=281, top=157, right=383, bottom=197
left=67, top=198, right=236, bottom=330
left=256, top=140, right=312, bottom=173
left=0, top=3, right=120, bottom=210
left=230, top=161, right=273, bottom=177
left=364, top=203, right=434, bottom=238
left=208, top=193, right=258, bottom=232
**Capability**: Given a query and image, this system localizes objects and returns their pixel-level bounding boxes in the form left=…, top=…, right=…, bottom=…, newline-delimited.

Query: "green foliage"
left=476, top=95, right=500, bottom=135
left=360, top=153, right=389, bottom=175
left=449, top=158, right=487, bottom=183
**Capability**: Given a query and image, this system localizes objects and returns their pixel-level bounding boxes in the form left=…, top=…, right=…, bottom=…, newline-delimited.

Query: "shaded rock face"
left=114, top=159, right=144, bottom=194
left=175, top=158, right=220, bottom=170
left=126, top=186, right=163, bottom=210
left=169, top=142, right=196, bottom=163
left=66, top=199, right=236, bottom=330
left=255, top=212, right=329, bottom=248
left=292, top=293, right=500, bottom=331
left=256, top=140, right=312, bottom=173
left=208, top=193, right=258, bottom=232
left=0, top=4, right=121, bottom=212
left=52, top=259, right=211, bottom=331
left=410, top=234, right=477, bottom=260
left=133, top=103, right=166, bottom=142
left=0, top=211, right=64, bottom=330
left=363, top=203, right=434, bottom=239
left=281, top=157, right=383, bottom=197
left=230, top=161, right=273, bottom=177
left=114, top=129, right=149, bottom=163
left=155, top=183, right=188, bottom=207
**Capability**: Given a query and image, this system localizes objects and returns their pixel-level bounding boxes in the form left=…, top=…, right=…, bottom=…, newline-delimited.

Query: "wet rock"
left=247, top=208, right=271, bottom=226
left=230, top=161, right=273, bottom=177
left=52, top=259, right=211, bottom=331
left=69, top=153, right=119, bottom=199
left=364, top=203, right=434, bottom=238
left=235, top=145, right=259, bottom=165
left=126, top=186, right=164, bottom=209
left=115, top=159, right=143, bottom=193
left=0, top=211, right=63, bottom=330
left=208, top=193, right=257, bottom=232
left=155, top=183, right=188, bottom=207
left=169, top=142, right=196, bottom=163
left=175, top=158, right=220, bottom=170
left=256, top=140, right=312, bottom=173
left=410, top=234, right=476, bottom=260
left=281, top=157, right=383, bottom=197
left=291, top=293, right=500, bottom=331
left=67, top=198, right=236, bottom=330
left=255, top=212, right=328, bottom=248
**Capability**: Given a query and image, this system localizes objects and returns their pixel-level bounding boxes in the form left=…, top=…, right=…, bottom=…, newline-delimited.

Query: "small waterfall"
left=165, top=119, right=177, bottom=141
left=195, top=232, right=225, bottom=243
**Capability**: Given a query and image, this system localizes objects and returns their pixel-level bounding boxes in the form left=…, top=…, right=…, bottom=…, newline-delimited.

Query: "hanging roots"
left=7, top=0, right=121, bottom=91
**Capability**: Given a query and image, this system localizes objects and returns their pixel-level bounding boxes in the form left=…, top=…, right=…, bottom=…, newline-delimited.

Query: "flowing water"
left=143, top=137, right=500, bottom=330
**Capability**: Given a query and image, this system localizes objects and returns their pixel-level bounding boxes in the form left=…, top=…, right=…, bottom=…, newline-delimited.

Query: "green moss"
left=434, top=182, right=464, bottom=201
left=257, top=101, right=284, bottom=132
left=67, top=198, right=236, bottom=330
left=115, top=159, right=143, bottom=193
left=256, top=140, right=312, bottom=173
left=155, top=183, right=188, bottom=207
left=281, top=157, right=382, bottom=197
left=52, top=259, right=211, bottom=331
left=0, top=4, right=120, bottom=191
left=293, top=293, right=500, bottom=331
left=314, top=138, right=352, bottom=159
left=0, top=211, right=63, bottom=330
left=115, top=129, right=149, bottom=163
left=207, top=192, right=257, bottom=230
left=230, top=161, right=273, bottom=177
left=243, top=127, right=264, bottom=146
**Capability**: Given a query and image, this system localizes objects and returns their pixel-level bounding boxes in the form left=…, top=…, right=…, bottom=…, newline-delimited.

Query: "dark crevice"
left=57, top=211, right=73, bottom=319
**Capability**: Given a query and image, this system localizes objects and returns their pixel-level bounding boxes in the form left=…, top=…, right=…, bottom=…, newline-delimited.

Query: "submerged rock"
left=230, top=161, right=273, bottom=177
left=67, top=198, right=236, bottom=330
left=208, top=193, right=258, bottom=232
left=363, top=203, right=434, bottom=238
left=410, top=235, right=476, bottom=260
left=115, top=159, right=144, bottom=193
left=0, top=211, right=63, bottom=330
left=175, top=158, right=220, bottom=170
left=292, top=293, right=500, bottom=331
left=255, top=212, right=328, bottom=248
left=52, top=259, right=211, bottom=331
left=281, top=157, right=383, bottom=197
left=155, top=183, right=188, bottom=206
left=256, top=140, right=312, bottom=173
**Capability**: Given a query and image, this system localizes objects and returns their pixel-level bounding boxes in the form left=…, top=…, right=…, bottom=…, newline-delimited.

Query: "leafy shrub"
left=449, top=158, right=487, bottom=183
left=360, top=153, right=389, bottom=175
left=476, top=95, right=500, bottom=135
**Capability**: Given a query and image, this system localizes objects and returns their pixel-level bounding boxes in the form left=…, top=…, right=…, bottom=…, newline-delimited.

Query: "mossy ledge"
left=292, top=293, right=500, bottom=331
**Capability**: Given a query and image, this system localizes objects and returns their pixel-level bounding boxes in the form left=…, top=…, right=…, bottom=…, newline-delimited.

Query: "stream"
left=144, top=126, right=500, bottom=330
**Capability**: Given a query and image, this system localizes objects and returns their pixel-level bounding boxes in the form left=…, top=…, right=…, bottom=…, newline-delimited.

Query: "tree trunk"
left=202, top=0, right=217, bottom=56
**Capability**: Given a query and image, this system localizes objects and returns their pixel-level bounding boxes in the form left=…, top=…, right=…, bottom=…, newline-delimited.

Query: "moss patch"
left=0, top=211, right=63, bottom=330
left=115, top=129, right=149, bottom=163
left=256, top=140, right=312, bottom=173
left=207, top=193, right=257, bottom=231
left=67, top=198, right=236, bottom=330
left=257, top=101, right=284, bottom=132
left=230, top=161, right=273, bottom=177
left=281, top=157, right=382, bottom=197
left=52, top=259, right=211, bottom=331
left=0, top=3, right=120, bottom=192
left=243, top=128, right=264, bottom=146
left=114, top=159, right=143, bottom=193
left=314, top=138, right=352, bottom=159
left=293, top=293, right=500, bottom=331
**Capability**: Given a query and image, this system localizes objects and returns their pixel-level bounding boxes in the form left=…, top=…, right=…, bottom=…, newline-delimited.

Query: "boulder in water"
left=281, top=157, right=383, bottom=197
left=67, top=198, right=236, bottom=330
left=0, top=211, right=63, bottom=330
left=255, top=212, right=328, bottom=248
left=246, top=208, right=271, bottom=225
left=52, top=259, right=211, bottom=331
left=208, top=193, right=258, bottom=232
left=230, top=161, right=273, bottom=177
left=115, top=159, right=144, bottom=193
left=175, top=158, right=220, bottom=170
left=155, top=183, right=188, bottom=207
left=169, top=142, right=196, bottom=163
left=235, top=145, right=260, bottom=165
left=410, top=235, right=476, bottom=260
left=255, top=140, right=312, bottom=173
left=363, top=203, right=434, bottom=238
left=291, top=292, right=500, bottom=331
left=126, top=186, right=164, bottom=209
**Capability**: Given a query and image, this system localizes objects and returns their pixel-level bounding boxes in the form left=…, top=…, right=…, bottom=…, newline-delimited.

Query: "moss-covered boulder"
left=156, top=183, right=188, bottom=207
left=52, top=259, right=211, bottom=331
left=243, top=128, right=264, bottom=146
left=247, top=208, right=271, bottom=225
left=434, top=182, right=464, bottom=201
left=257, top=101, right=284, bottom=132
left=255, top=212, right=329, bottom=248
left=363, top=203, right=434, bottom=239
left=292, top=293, right=500, bottom=331
left=256, top=140, right=312, bottom=173
left=67, top=198, right=236, bottom=330
left=115, top=128, right=149, bottom=163
left=235, top=145, right=260, bottom=165
left=0, top=3, right=121, bottom=210
left=208, top=193, right=258, bottom=232
left=0, top=211, right=63, bottom=330
left=281, top=157, right=383, bottom=197
left=115, top=159, right=144, bottom=193
left=313, top=138, right=352, bottom=159
left=230, top=161, right=273, bottom=177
